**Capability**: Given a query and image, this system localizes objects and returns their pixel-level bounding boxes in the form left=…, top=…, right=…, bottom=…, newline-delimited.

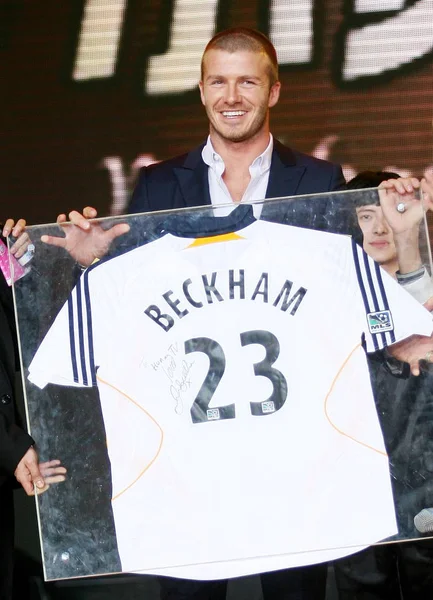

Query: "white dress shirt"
left=202, top=135, right=273, bottom=218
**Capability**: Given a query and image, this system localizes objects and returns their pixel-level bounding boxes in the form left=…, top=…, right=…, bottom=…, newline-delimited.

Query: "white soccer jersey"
left=29, top=219, right=433, bottom=578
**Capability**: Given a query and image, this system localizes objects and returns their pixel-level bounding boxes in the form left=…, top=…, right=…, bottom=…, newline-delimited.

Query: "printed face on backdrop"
left=356, top=205, right=398, bottom=272
left=199, top=49, right=281, bottom=146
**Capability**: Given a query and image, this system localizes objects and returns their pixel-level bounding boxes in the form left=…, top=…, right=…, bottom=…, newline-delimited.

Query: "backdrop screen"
left=2, top=0, right=432, bottom=223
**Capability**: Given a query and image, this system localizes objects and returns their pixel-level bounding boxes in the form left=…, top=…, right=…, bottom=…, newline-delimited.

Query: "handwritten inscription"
left=151, top=343, right=179, bottom=372
left=147, top=343, right=194, bottom=414
left=169, top=360, right=195, bottom=415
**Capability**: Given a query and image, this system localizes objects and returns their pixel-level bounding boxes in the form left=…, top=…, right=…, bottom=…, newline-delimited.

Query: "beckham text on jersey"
left=144, top=269, right=308, bottom=332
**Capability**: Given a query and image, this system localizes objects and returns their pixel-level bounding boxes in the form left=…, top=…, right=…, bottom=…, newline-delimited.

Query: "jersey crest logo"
left=367, top=310, right=394, bottom=334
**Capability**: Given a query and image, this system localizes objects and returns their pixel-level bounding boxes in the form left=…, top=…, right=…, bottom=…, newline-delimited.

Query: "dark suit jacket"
left=0, top=256, right=33, bottom=487
left=128, top=140, right=351, bottom=234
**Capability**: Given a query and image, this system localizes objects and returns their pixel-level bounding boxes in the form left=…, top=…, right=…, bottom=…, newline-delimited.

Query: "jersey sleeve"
left=28, top=268, right=106, bottom=389
left=351, top=241, right=433, bottom=353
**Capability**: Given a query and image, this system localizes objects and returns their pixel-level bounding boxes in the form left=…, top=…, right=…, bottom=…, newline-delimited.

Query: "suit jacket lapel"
left=173, top=145, right=212, bottom=209
left=264, top=140, right=306, bottom=200
left=261, top=140, right=306, bottom=220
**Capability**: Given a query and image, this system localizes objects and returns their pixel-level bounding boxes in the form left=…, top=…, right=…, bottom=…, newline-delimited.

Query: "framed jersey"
left=10, top=191, right=433, bottom=581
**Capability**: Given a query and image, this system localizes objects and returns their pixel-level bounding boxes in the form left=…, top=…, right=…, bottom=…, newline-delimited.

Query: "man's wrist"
left=77, top=257, right=100, bottom=271
left=396, top=266, right=426, bottom=285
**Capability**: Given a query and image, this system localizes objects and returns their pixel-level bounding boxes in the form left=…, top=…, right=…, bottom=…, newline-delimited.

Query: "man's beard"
left=208, top=105, right=268, bottom=144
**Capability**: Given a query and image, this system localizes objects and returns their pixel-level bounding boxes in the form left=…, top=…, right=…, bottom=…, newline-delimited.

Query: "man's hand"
left=421, top=169, right=433, bottom=210
left=378, top=177, right=423, bottom=236
left=424, top=296, right=433, bottom=312
left=2, top=218, right=33, bottom=260
left=15, top=449, right=67, bottom=496
left=41, top=207, right=130, bottom=267
left=28, top=459, right=67, bottom=496
left=14, top=447, right=46, bottom=495
left=378, top=177, right=429, bottom=276
left=387, top=334, right=433, bottom=377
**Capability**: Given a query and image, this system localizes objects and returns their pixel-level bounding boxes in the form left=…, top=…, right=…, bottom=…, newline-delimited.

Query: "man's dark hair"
left=343, top=171, right=400, bottom=245
left=201, top=27, right=279, bottom=86
left=346, top=171, right=400, bottom=207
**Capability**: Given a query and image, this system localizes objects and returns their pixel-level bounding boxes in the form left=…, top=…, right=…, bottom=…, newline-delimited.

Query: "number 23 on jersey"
left=185, top=329, right=288, bottom=424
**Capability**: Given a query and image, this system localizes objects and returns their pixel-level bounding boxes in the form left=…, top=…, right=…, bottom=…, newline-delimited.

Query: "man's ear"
left=268, top=81, right=281, bottom=108
left=199, top=81, right=206, bottom=106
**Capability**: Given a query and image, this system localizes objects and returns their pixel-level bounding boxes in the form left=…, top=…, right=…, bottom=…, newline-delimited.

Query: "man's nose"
left=224, top=82, right=241, bottom=104
left=374, top=218, right=389, bottom=234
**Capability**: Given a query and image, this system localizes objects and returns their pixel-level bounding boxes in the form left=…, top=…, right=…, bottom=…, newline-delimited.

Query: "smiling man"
left=127, top=26, right=344, bottom=600
left=45, top=28, right=347, bottom=600
left=128, top=27, right=345, bottom=219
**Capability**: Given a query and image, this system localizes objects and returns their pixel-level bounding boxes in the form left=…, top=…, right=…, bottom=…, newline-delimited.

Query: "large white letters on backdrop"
left=73, top=0, right=433, bottom=91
